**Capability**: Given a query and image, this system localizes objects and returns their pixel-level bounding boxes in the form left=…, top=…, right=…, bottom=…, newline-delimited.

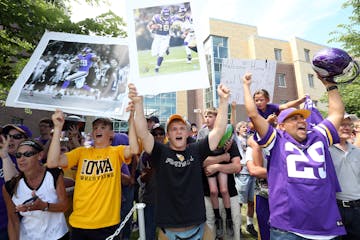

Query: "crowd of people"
left=23, top=44, right=129, bottom=101
left=1, top=71, right=360, bottom=240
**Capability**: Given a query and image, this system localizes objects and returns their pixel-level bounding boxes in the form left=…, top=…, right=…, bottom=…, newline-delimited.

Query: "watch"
left=43, top=202, right=50, bottom=211
left=326, top=85, right=338, bottom=92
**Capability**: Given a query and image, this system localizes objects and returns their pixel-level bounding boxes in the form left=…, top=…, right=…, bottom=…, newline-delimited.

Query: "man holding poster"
left=129, top=82, right=230, bottom=240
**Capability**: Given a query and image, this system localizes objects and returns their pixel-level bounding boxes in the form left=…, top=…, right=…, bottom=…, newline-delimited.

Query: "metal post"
left=136, top=203, right=146, bottom=240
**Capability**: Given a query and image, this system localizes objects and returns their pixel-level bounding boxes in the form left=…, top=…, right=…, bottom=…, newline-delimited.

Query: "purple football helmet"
left=178, top=6, right=187, bottom=16
left=312, top=48, right=359, bottom=84
left=161, top=7, right=171, bottom=20
left=82, top=47, right=92, bottom=54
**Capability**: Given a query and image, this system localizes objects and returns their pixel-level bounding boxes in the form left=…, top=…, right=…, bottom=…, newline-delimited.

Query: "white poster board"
left=6, top=31, right=130, bottom=120
left=220, top=59, right=277, bottom=104
left=126, top=0, right=209, bottom=95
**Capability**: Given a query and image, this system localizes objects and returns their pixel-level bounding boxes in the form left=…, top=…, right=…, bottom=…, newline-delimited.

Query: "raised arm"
left=243, top=73, right=269, bottom=138
left=279, top=95, right=306, bottom=111
left=208, top=84, right=231, bottom=151
left=320, top=77, right=344, bottom=129
left=47, top=109, right=68, bottom=168
left=230, top=101, right=236, bottom=127
left=124, top=105, right=140, bottom=159
left=128, top=83, right=154, bottom=154
left=0, top=136, right=18, bottom=181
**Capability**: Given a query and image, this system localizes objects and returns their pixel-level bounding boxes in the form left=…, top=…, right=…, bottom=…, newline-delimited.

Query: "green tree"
left=328, top=0, right=360, bottom=115
left=0, top=0, right=127, bottom=101
left=329, top=0, right=360, bottom=57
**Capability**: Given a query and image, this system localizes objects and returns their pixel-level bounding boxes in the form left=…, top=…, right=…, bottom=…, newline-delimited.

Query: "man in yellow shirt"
left=47, top=109, right=139, bottom=240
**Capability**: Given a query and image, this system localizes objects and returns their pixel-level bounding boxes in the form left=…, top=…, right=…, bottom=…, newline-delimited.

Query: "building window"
left=113, top=120, right=128, bottom=133
left=212, top=36, right=228, bottom=59
left=304, top=49, right=310, bottom=62
left=277, top=73, right=286, bottom=87
left=308, top=74, right=314, bottom=88
left=210, top=36, right=228, bottom=106
left=274, top=48, right=282, bottom=61
left=144, top=92, right=176, bottom=124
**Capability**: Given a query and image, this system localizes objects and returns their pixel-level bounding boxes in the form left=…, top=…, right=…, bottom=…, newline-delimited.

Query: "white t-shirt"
left=11, top=169, right=68, bottom=240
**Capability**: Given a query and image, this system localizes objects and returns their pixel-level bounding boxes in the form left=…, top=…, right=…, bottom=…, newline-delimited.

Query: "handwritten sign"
left=220, top=59, right=277, bottom=104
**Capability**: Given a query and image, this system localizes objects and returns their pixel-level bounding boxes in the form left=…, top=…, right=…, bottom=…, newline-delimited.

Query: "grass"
left=129, top=205, right=258, bottom=239
left=137, top=45, right=200, bottom=77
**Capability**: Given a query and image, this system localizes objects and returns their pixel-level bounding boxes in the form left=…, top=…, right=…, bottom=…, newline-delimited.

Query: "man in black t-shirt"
left=128, top=83, right=230, bottom=240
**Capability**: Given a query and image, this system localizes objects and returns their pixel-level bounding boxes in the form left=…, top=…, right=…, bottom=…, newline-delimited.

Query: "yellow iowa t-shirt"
left=64, top=145, right=130, bottom=229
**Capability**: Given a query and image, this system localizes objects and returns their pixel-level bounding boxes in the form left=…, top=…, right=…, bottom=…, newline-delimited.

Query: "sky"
left=70, top=0, right=353, bottom=48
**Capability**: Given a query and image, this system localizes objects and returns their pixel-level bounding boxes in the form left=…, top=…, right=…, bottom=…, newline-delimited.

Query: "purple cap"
left=2, top=124, right=33, bottom=138
left=278, top=108, right=311, bottom=124
left=112, top=133, right=129, bottom=146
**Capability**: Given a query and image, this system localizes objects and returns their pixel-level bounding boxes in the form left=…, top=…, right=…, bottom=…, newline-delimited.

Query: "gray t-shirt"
left=329, top=142, right=360, bottom=201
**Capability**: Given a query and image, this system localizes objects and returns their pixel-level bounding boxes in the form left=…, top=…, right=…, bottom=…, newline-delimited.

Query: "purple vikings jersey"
left=256, top=119, right=346, bottom=236
left=77, top=53, right=95, bottom=72
left=151, top=14, right=173, bottom=36
left=258, top=103, right=279, bottom=119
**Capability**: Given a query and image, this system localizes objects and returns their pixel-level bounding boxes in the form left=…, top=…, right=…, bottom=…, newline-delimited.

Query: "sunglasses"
left=15, top=151, right=38, bottom=159
left=152, top=132, right=165, bottom=137
left=7, top=133, right=25, bottom=140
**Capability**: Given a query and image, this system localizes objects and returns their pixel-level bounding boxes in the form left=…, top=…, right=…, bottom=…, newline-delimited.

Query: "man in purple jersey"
left=53, top=47, right=98, bottom=99
left=243, top=72, right=346, bottom=239
left=147, top=7, right=173, bottom=73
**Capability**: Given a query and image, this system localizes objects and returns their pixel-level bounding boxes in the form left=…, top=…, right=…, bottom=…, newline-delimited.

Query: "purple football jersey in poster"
left=77, top=53, right=95, bottom=72
left=256, top=119, right=346, bottom=236
left=152, top=14, right=172, bottom=36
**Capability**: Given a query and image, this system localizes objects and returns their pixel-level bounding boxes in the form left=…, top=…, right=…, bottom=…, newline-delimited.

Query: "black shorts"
left=70, top=224, right=120, bottom=240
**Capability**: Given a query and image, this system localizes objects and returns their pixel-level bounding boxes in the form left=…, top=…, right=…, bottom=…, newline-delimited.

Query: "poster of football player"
left=126, top=0, right=209, bottom=95
left=6, top=31, right=130, bottom=120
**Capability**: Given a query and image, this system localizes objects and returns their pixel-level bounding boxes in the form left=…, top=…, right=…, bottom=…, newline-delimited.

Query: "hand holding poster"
left=6, top=31, right=130, bottom=120
left=220, top=58, right=277, bottom=104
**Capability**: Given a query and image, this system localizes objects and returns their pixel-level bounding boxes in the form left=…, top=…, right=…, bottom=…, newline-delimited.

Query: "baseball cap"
left=166, top=114, right=186, bottom=131
left=278, top=108, right=311, bottom=124
left=2, top=124, right=33, bottom=138
left=146, top=116, right=160, bottom=124
left=151, top=123, right=165, bottom=135
left=343, top=113, right=358, bottom=121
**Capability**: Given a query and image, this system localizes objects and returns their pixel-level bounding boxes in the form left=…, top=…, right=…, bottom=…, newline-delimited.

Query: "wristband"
left=326, top=85, right=338, bottom=92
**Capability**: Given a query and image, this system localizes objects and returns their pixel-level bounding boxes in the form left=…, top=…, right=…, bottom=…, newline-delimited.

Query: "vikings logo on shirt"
left=176, top=153, right=185, bottom=161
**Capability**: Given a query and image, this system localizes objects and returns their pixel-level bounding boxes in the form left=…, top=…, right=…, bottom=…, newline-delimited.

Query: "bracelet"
left=326, top=85, right=338, bottom=92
